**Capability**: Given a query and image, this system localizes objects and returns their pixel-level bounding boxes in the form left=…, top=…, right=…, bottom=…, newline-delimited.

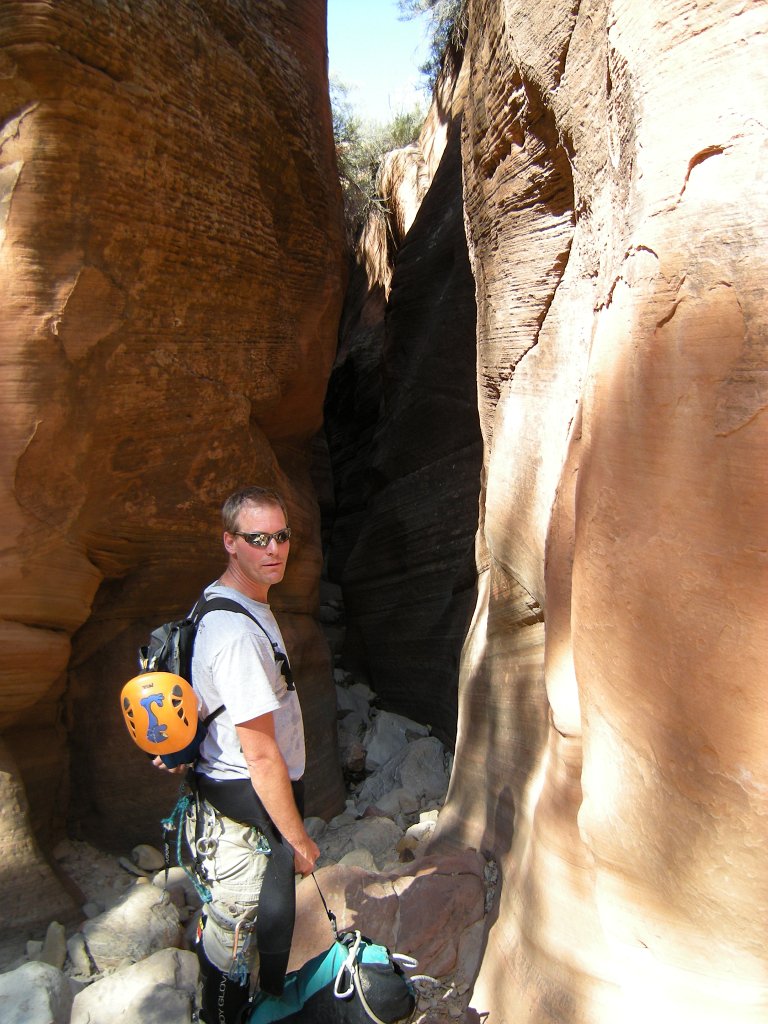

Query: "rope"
left=393, top=953, right=419, bottom=971
left=311, top=871, right=338, bottom=938
left=408, top=974, right=442, bottom=985
left=313, top=876, right=421, bottom=1024
left=161, top=791, right=212, bottom=904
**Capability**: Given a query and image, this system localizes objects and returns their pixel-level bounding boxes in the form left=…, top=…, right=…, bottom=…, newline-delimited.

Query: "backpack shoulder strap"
left=192, top=595, right=295, bottom=690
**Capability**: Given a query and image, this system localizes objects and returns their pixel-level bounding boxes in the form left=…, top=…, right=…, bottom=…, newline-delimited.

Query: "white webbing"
left=332, top=929, right=420, bottom=1024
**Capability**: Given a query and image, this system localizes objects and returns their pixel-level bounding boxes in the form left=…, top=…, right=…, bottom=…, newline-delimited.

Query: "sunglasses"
left=233, top=527, right=292, bottom=548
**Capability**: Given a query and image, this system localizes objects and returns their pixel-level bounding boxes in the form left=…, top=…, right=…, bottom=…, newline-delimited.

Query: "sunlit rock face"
left=433, top=1, right=768, bottom=1021
left=324, top=62, right=482, bottom=744
left=0, top=0, right=346, bottom=935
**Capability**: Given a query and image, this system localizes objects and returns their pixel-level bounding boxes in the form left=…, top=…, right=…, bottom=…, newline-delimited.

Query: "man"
left=157, top=486, right=319, bottom=1024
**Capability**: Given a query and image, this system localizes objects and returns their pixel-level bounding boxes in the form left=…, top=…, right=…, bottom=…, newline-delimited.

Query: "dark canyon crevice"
left=0, top=3, right=766, bottom=1022
left=323, top=82, right=482, bottom=748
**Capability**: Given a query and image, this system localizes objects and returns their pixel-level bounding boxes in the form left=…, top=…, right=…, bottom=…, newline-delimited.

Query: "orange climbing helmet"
left=120, top=671, right=200, bottom=764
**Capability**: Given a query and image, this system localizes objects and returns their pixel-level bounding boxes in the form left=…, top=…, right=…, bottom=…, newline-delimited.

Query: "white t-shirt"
left=191, top=583, right=305, bottom=782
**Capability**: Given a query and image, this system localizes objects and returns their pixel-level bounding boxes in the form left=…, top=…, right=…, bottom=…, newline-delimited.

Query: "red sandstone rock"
left=325, top=57, right=482, bottom=744
left=290, top=850, right=486, bottom=979
left=2, top=1, right=766, bottom=1017
left=436, top=1, right=768, bottom=1022
left=0, top=0, right=345, bottom=937
left=0, top=738, right=79, bottom=943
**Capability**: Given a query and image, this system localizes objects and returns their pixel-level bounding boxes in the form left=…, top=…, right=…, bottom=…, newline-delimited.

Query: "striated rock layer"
left=0, top=0, right=346, bottom=938
left=431, top=1, right=768, bottom=1022
left=325, top=59, right=482, bottom=744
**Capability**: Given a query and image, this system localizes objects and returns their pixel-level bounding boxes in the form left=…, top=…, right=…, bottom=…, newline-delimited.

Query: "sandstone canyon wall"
left=2, top=0, right=766, bottom=1016
left=0, top=0, right=346, bottom=942
left=325, top=56, right=483, bottom=745
left=431, top=1, right=768, bottom=1022
left=327, top=1, right=767, bottom=1021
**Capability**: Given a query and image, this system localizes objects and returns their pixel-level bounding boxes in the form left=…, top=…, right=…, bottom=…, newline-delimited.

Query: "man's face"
left=223, top=502, right=290, bottom=600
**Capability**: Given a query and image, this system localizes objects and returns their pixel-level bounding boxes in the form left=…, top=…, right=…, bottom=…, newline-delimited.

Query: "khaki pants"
left=186, top=797, right=270, bottom=980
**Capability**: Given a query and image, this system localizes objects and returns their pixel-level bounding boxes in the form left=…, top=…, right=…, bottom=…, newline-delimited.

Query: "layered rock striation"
left=2, top=1, right=767, bottom=1017
left=325, top=58, right=483, bottom=745
left=431, top=1, right=768, bottom=1022
left=326, top=0, right=768, bottom=1019
left=0, top=0, right=346, bottom=939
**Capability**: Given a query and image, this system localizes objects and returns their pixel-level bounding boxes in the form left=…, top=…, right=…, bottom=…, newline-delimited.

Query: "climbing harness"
left=161, top=783, right=213, bottom=905
left=162, top=781, right=437, bottom=1023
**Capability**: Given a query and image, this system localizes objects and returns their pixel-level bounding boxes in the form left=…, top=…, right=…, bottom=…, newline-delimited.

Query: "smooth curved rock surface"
left=325, top=59, right=482, bottom=744
left=290, top=850, right=486, bottom=979
left=3, top=3, right=766, bottom=1020
left=433, top=1, right=768, bottom=1022
left=0, top=0, right=346, bottom=933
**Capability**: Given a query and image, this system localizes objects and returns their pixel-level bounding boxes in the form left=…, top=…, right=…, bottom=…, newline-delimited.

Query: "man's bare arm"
left=235, top=713, right=319, bottom=876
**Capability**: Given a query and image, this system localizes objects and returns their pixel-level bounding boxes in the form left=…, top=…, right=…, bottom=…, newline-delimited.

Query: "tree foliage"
left=329, top=1, right=468, bottom=242
left=397, top=0, right=469, bottom=89
left=331, top=76, right=425, bottom=243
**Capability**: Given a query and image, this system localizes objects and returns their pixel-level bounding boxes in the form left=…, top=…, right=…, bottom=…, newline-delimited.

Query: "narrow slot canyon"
left=0, top=2, right=766, bottom=1023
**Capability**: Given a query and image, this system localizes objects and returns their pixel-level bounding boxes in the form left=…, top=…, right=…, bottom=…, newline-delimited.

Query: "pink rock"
left=291, top=850, right=486, bottom=979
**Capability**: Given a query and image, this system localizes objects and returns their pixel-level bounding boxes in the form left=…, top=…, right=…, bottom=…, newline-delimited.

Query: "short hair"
left=221, top=486, right=288, bottom=534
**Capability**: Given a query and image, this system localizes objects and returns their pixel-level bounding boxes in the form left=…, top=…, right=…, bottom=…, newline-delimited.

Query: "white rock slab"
left=364, top=710, right=430, bottom=771
left=132, top=844, right=165, bottom=871
left=70, top=947, right=199, bottom=1024
left=368, top=786, right=420, bottom=822
left=318, top=815, right=403, bottom=870
left=357, top=736, right=448, bottom=808
left=82, top=883, right=182, bottom=971
left=398, top=737, right=449, bottom=802
left=335, top=684, right=372, bottom=721
left=151, top=865, right=202, bottom=908
left=39, top=921, right=67, bottom=970
left=0, top=961, right=73, bottom=1024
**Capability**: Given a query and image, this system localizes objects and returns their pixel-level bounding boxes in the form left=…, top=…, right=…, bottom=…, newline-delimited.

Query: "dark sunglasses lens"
left=239, top=529, right=290, bottom=546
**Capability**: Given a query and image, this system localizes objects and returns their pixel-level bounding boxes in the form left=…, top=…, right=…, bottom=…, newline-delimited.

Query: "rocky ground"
left=1, top=586, right=492, bottom=1022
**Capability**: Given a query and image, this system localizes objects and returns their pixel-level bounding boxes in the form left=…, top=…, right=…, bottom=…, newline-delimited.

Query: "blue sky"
left=327, top=0, right=432, bottom=124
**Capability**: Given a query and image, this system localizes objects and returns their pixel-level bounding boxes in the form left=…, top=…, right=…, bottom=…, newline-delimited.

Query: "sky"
left=327, top=0, right=432, bottom=125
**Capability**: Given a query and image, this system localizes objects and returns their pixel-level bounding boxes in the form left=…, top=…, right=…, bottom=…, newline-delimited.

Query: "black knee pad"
left=194, top=929, right=250, bottom=1024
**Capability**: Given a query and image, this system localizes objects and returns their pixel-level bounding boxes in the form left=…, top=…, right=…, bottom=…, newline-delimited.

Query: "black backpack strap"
left=192, top=595, right=295, bottom=690
left=201, top=706, right=225, bottom=727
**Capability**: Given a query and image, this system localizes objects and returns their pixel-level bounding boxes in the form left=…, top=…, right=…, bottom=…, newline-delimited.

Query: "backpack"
left=244, top=929, right=418, bottom=1024
left=139, top=590, right=293, bottom=767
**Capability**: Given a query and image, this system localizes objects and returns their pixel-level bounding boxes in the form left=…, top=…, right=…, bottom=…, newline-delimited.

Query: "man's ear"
left=223, top=531, right=237, bottom=556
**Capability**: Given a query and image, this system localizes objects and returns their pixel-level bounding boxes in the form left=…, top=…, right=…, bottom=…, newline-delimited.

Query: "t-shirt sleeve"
left=210, top=628, right=286, bottom=725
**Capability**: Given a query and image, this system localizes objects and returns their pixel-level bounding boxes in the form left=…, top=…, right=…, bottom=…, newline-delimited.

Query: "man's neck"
left=217, top=565, right=269, bottom=604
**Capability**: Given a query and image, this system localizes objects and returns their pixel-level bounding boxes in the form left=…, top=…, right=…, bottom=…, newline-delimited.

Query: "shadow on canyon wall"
left=1, top=3, right=767, bottom=1022
left=323, top=93, right=482, bottom=749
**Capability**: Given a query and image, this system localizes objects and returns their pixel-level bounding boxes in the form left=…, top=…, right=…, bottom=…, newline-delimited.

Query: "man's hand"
left=292, top=835, right=320, bottom=877
left=151, top=755, right=190, bottom=775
